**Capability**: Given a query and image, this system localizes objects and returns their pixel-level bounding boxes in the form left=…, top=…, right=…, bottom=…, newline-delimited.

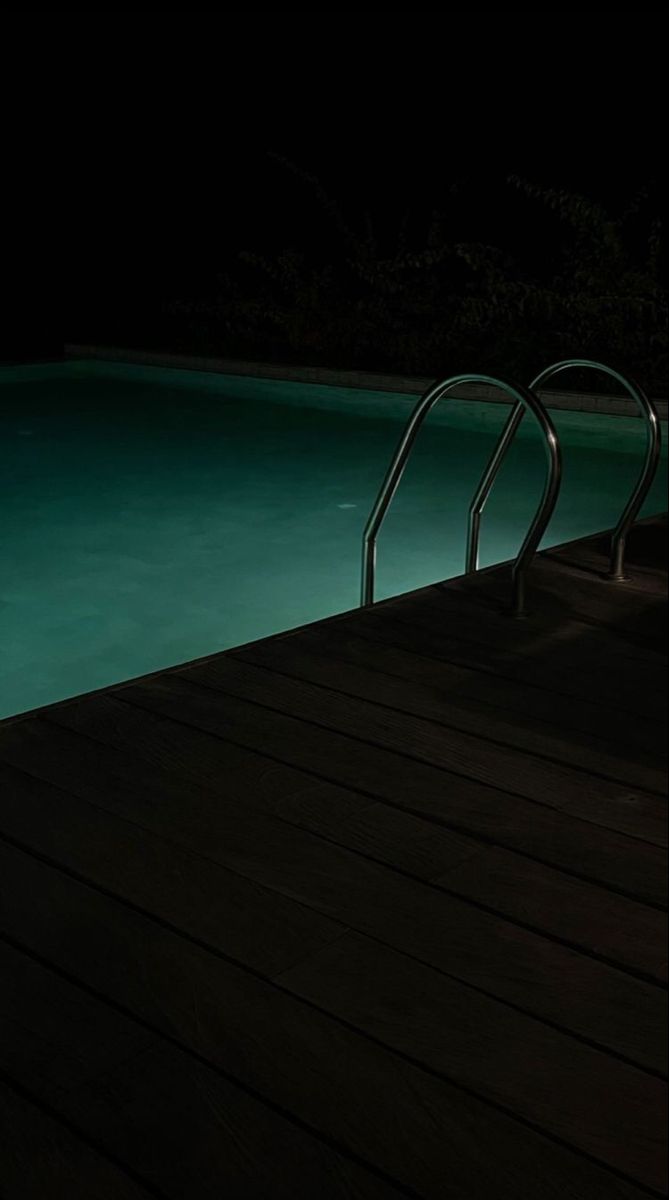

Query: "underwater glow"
left=1, top=360, right=666, bottom=718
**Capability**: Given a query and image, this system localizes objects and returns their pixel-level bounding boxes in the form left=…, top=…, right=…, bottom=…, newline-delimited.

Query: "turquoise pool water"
left=1, top=360, right=666, bottom=718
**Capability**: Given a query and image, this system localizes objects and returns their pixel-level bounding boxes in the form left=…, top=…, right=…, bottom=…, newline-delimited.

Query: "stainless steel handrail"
left=466, top=359, right=662, bottom=580
left=361, top=374, right=561, bottom=617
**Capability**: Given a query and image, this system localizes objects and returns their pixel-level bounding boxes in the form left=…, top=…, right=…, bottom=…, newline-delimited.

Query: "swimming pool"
left=1, top=359, right=666, bottom=719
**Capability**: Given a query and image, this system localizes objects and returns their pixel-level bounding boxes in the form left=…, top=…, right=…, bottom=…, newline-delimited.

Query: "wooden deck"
left=0, top=517, right=666, bottom=1199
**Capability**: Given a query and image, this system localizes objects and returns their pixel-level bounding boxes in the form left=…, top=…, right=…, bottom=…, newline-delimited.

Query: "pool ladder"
left=361, top=359, right=661, bottom=617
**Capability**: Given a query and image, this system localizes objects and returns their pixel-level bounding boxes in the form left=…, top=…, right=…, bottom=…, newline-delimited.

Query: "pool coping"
left=64, top=344, right=668, bottom=421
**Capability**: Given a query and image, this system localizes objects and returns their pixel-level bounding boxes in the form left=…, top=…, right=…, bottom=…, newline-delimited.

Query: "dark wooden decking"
left=0, top=517, right=667, bottom=1199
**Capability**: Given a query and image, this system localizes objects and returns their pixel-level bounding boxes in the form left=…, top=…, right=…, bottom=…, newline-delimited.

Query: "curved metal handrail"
left=361, top=374, right=561, bottom=617
left=466, top=359, right=662, bottom=580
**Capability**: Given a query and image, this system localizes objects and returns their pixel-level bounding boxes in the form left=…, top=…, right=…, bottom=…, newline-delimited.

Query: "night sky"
left=3, top=7, right=667, bottom=361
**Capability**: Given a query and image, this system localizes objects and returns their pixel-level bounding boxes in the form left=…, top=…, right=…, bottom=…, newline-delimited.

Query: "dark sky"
left=3, top=7, right=667, bottom=342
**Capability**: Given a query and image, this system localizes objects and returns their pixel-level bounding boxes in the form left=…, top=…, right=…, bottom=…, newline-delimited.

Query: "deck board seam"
left=1, top=820, right=665, bottom=1083
left=0, top=910, right=664, bottom=1198
left=227, top=651, right=669, bottom=797
left=405, top=589, right=669, bottom=670
left=0, top=930, right=426, bottom=1200
left=0, top=1066, right=169, bottom=1199
left=40, top=696, right=667, bottom=912
left=133, top=675, right=667, bottom=849
left=382, top=610, right=667, bottom=719
left=308, top=622, right=665, bottom=754
left=1, top=788, right=665, bottom=994
left=233, top=633, right=667, bottom=771
left=285, top=615, right=668, bottom=729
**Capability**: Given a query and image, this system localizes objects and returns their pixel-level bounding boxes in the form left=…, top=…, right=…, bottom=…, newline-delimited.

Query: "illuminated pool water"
left=1, top=360, right=666, bottom=718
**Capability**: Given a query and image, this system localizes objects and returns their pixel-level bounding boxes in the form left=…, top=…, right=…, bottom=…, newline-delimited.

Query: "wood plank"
left=0, top=764, right=346, bottom=978
left=231, top=628, right=667, bottom=793
left=0, top=1079, right=157, bottom=1200
left=547, top=518, right=667, bottom=582
left=400, top=561, right=666, bottom=667
left=276, top=931, right=668, bottom=1194
left=325, top=609, right=663, bottom=755
left=1, top=842, right=665, bottom=1195
left=350, top=805, right=667, bottom=985
left=0, top=940, right=407, bottom=1200
left=0, top=719, right=664, bottom=1073
left=432, top=846, right=667, bottom=985
left=402, top=575, right=667, bottom=671
left=35, top=682, right=667, bottom=911
left=449, top=554, right=668, bottom=651
left=1, top=754, right=664, bottom=988
left=539, top=551, right=667, bottom=593
left=346, top=604, right=666, bottom=724
left=176, top=658, right=667, bottom=846
left=476, top=522, right=667, bottom=595
left=385, top=591, right=666, bottom=719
